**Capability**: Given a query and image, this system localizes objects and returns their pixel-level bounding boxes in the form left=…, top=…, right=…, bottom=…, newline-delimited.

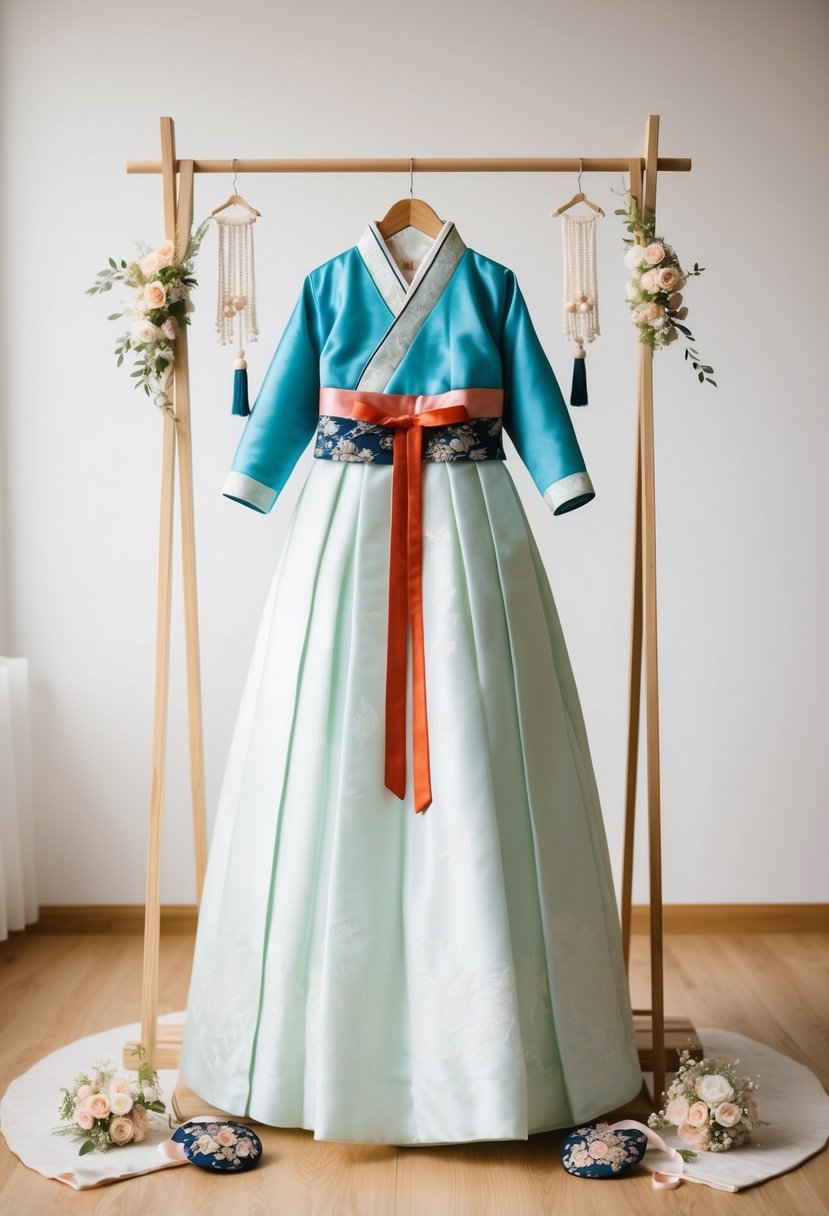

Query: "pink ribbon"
left=605, top=1118, right=686, bottom=1189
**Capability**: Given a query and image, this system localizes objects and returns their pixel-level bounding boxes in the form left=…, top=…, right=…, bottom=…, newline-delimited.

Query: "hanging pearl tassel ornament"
left=215, top=214, right=259, bottom=415
left=560, top=214, right=600, bottom=406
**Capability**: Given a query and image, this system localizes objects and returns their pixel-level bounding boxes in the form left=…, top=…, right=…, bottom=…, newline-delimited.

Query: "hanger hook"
left=231, top=157, right=238, bottom=194
left=409, top=157, right=414, bottom=199
left=577, top=156, right=584, bottom=193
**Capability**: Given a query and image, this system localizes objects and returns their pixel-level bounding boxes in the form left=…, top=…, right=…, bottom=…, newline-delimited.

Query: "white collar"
left=357, top=219, right=467, bottom=317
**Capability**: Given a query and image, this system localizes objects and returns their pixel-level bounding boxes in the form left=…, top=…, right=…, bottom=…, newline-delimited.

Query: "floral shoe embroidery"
left=168, top=1119, right=263, bottom=1172
left=560, top=1121, right=647, bottom=1178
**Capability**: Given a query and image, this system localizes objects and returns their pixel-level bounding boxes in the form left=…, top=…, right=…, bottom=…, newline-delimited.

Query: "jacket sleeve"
left=499, top=268, right=595, bottom=514
left=222, top=273, right=323, bottom=513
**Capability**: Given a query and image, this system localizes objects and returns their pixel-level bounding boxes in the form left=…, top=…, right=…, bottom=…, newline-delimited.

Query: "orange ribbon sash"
left=351, top=399, right=471, bottom=813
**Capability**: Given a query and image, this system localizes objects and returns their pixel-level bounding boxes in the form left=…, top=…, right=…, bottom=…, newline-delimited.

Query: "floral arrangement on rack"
left=85, top=217, right=211, bottom=414
left=648, top=1046, right=767, bottom=1154
left=612, top=184, right=716, bottom=387
left=52, top=1043, right=172, bottom=1155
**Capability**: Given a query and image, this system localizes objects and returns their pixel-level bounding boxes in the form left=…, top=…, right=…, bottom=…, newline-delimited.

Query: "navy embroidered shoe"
left=560, top=1120, right=647, bottom=1178
left=158, top=1117, right=263, bottom=1172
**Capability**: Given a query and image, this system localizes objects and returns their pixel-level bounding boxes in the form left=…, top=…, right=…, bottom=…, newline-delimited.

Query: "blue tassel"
left=232, top=356, right=250, bottom=416
left=570, top=346, right=588, bottom=406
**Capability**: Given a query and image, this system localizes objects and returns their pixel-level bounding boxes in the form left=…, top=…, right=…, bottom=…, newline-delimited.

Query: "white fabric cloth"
left=639, top=1027, right=829, bottom=1191
left=0, top=656, right=37, bottom=942
left=2, top=1016, right=826, bottom=1190
left=0, top=1011, right=188, bottom=1189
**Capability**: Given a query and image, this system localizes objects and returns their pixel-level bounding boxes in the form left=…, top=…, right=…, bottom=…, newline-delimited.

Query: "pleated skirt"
left=178, top=456, right=643, bottom=1145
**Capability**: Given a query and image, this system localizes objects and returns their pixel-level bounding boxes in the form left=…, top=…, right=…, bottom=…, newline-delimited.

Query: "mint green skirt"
left=178, top=457, right=643, bottom=1144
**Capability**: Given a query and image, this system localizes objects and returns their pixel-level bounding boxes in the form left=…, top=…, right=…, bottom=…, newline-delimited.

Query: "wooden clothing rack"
left=122, top=114, right=694, bottom=1112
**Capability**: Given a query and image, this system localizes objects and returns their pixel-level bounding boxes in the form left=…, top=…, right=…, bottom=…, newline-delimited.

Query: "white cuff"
left=222, top=471, right=277, bottom=514
left=543, top=471, right=595, bottom=515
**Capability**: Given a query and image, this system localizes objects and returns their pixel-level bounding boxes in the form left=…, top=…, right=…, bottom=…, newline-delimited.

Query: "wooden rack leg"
left=621, top=255, right=643, bottom=971
left=131, top=117, right=186, bottom=1071
left=642, top=115, right=666, bottom=1107
left=138, top=407, right=176, bottom=1068
left=172, top=159, right=208, bottom=905
left=620, top=122, right=668, bottom=1108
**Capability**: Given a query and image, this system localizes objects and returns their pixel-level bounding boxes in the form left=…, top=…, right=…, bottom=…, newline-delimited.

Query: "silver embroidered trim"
left=543, top=470, right=595, bottom=513
left=222, top=471, right=277, bottom=513
left=357, top=225, right=407, bottom=316
left=356, top=225, right=468, bottom=392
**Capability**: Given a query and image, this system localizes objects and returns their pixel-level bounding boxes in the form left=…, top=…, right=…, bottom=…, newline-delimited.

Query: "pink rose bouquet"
left=648, top=1045, right=768, bottom=1155
left=86, top=217, right=211, bottom=414
left=52, top=1042, right=172, bottom=1155
left=613, top=182, right=716, bottom=388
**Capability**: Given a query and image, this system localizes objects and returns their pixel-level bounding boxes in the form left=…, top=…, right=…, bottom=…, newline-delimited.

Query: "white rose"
left=109, top=1091, right=134, bottom=1115
left=665, top=1097, right=689, bottom=1125
left=132, top=320, right=160, bottom=346
left=697, top=1073, right=734, bottom=1106
left=624, top=244, right=648, bottom=270
left=142, top=1085, right=157, bottom=1103
left=625, top=280, right=640, bottom=300
left=141, top=252, right=163, bottom=277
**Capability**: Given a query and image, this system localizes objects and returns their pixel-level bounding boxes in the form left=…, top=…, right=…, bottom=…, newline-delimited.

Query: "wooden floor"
left=1, top=928, right=827, bottom=1215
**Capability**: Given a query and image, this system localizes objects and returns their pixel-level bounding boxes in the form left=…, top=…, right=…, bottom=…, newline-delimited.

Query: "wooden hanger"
left=211, top=159, right=262, bottom=217
left=551, top=158, right=605, bottom=217
left=376, top=159, right=445, bottom=238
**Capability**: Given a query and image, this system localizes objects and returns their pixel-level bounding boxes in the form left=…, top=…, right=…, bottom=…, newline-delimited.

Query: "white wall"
left=1, top=0, right=826, bottom=906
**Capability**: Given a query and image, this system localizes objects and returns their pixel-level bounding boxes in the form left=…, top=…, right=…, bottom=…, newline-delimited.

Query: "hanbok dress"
left=178, top=218, right=643, bottom=1145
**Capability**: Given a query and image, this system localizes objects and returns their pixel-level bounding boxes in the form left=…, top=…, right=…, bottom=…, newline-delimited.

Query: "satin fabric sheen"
left=224, top=249, right=590, bottom=506
left=178, top=458, right=643, bottom=1143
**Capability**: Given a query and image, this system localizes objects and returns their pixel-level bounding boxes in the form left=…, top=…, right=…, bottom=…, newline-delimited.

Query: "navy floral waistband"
left=313, top=414, right=506, bottom=464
